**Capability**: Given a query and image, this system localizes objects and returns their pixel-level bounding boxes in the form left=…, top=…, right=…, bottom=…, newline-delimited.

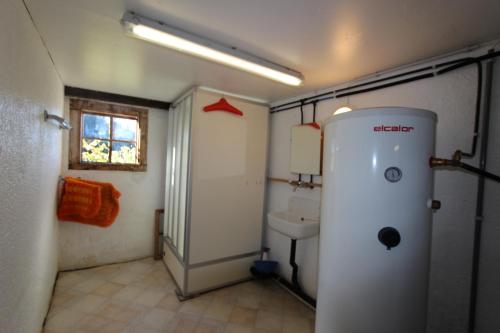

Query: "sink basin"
left=268, top=211, right=320, bottom=239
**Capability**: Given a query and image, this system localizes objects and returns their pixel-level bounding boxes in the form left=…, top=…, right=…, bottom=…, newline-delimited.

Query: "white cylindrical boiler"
left=316, top=107, right=437, bottom=333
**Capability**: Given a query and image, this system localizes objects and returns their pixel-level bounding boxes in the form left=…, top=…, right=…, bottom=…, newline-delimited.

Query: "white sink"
left=267, top=197, right=320, bottom=240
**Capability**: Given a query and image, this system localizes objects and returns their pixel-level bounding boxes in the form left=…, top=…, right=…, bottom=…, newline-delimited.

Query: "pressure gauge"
left=384, top=167, right=402, bottom=183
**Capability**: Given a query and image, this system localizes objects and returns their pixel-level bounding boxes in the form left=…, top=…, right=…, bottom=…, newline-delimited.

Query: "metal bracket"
left=44, top=110, right=71, bottom=130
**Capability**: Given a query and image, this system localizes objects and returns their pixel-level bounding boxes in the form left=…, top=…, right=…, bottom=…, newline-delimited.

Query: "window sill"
left=69, top=163, right=147, bottom=172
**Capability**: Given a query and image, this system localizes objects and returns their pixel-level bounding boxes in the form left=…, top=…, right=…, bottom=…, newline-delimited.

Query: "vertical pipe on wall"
left=289, top=239, right=299, bottom=286
left=298, top=101, right=305, bottom=182
left=468, top=52, right=495, bottom=333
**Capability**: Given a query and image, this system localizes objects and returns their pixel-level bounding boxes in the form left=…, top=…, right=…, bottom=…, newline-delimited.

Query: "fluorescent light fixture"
left=121, top=12, right=303, bottom=86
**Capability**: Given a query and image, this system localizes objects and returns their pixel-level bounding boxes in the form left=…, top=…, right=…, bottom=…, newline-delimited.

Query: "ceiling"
left=26, top=0, right=500, bottom=103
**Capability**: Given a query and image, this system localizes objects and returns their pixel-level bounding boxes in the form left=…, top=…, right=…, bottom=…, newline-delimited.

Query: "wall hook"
left=44, top=110, right=71, bottom=130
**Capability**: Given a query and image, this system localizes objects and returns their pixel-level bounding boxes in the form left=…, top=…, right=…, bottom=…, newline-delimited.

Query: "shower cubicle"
left=163, top=87, right=268, bottom=298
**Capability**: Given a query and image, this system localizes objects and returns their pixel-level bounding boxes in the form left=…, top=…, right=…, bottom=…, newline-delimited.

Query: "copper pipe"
left=430, top=157, right=500, bottom=183
left=429, top=156, right=458, bottom=168
left=267, top=177, right=322, bottom=188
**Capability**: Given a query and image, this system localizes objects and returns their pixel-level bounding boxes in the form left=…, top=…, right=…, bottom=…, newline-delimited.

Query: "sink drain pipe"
left=275, top=238, right=317, bottom=307
left=290, top=239, right=300, bottom=286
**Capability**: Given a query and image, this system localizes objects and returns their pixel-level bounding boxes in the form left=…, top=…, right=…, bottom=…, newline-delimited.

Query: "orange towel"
left=57, top=177, right=121, bottom=228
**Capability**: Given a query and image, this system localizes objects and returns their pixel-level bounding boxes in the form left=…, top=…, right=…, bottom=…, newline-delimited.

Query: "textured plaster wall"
left=266, top=51, right=500, bottom=332
left=0, top=0, right=63, bottom=332
left=58, top=98, right=168, bottom=270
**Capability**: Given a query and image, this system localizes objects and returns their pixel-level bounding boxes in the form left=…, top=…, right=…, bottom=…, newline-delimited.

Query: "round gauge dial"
left=384, top=167, right=402, bottom=183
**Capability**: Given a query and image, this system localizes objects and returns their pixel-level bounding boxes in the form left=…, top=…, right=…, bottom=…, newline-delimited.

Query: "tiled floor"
left=44, top=257, right=315, bottom=333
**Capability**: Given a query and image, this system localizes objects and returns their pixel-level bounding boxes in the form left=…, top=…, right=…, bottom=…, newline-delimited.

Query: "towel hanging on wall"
left=57, top=177, right=121, bottom=227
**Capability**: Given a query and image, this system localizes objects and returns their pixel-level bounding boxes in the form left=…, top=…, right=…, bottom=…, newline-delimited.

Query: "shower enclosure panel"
left=163, top=88, right=268, bottom=297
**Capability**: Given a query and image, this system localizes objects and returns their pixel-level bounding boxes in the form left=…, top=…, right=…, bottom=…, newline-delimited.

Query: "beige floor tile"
left=98, top=301, right=142, bottom=324
left=203, top=301, right=234, bottom=322
left=50, top=290, right=81, bottom=308
left=110, top=270, right=143, bottom=285
left=74, top=314, right=111, bottom=331
left=44, top=308, right=86, bottom=332
left=56, top=271, right=87, bottom=290
left=228, top=306, right=257, bottom=328
left=149, top=267, right=171, bottom=280
left=92, top=281, right=126, bottom=297
left=236, top=292, right=261, bottom=310
left=211, top=288, right=237, bottom=304
left=92, top=264, right=123, bottom=280
left=297, top=304, right=315, bottom=320
left=223, top=323, right=253, bottom=333
left=46, top=259, right=317, bottom=333
left=238, top=281, right=263, bottom=295
left=282, top=315, right=314, bottom=333
left=100, top=320, right=129, bottom=333
left=46, top=305, right=64, bottom=319
left=258, top=295, right=283, bottom=315
left=124, top=260, right=154, bottom=274
left=72, top=277, right=107, bottom=293
left=179, top=298, right=210, bottom=316
left=254, top=310, right=283, bottom=332
left=133, top=288, right=167, bottom=307
left=169, top=312, right=201, bottom=332
left=282, top=299, right=304, bottom=317
left=132, top=273, right=169, bottom=289
left=195, top=292, right=215, bottom=303
left=68, top=294, right=108, bottom=314
left=112, top=284, right=144, bottom=303
left=138, top=307, right=176, bottom=331
left=157, top=293, right=182, bottom=311
left=122, top=324, right=162, bottom=333
left=195, top=318, right=226, bottom=333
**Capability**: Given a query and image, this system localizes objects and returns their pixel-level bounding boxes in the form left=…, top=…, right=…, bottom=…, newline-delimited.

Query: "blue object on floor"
left=253, top=260, right=278, bottom=274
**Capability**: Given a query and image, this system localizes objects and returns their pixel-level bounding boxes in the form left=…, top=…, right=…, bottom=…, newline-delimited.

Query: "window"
left=69, top=98, right=148, bottom=171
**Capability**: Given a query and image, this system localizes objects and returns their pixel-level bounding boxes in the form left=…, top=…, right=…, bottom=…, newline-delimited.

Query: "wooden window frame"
left=69, top=98, right=148, bottom=171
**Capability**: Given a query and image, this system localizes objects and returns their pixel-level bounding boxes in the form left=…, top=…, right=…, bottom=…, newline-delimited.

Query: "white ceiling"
left=26, top=0, right=500, bottom=103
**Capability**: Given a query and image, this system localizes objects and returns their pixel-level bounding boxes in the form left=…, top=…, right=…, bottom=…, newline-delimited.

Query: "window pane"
left=111, top=142, right=138, bottom=164
left=83, top=114, right=110, bottom=139
left=81, top=139, right=110, bottom=163
left=113, top=117, right=137, bottom=141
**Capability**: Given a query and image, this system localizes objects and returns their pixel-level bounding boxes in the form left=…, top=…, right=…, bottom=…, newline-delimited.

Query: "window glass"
left=69, top=98, right=147, bottom=171
left=82, top=114, right=110, bottom=139
left=81, top=113, right=139, bottom=165
left=81, top=139, right=110, bottom=163
left=111, top=142, right=137, bottom=164
left=113, top=117, right=137, bottom=141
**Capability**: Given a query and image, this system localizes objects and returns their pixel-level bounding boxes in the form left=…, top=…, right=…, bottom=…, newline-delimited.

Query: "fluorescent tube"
left=122, top=12, right=303, bottom=86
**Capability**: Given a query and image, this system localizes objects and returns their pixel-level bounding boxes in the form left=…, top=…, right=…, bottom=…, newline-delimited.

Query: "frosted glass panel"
left=164, top=95, right=192, bottom=260
left=164, top=110, right=172, bottom=239
left=177, top=97, right=191, bottom=257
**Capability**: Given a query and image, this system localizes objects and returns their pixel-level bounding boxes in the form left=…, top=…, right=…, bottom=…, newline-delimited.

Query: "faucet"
left=289, top=180, right=301, bottom=192
left=289, top=180, right=314, bottom=191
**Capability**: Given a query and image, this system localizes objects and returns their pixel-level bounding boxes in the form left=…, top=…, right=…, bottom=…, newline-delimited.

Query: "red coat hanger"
left=203, top=98, right=243, bottom=116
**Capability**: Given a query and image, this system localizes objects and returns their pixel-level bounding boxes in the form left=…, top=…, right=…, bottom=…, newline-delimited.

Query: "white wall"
left=0, top=1, right=63, bottom=332
left=59, top=99, right=168, bottom=270
left=266, top=49, right=500, bottom=332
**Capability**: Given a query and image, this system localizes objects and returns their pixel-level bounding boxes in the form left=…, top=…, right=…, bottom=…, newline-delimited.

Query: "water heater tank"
left=316, top=107, right=437, bottom=333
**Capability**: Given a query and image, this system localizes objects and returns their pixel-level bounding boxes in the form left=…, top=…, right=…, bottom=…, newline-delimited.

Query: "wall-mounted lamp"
left=44, top=110, right=71, bottom=130
left=333, top=106, right=352, bottom=115
left=121, top=11, right=304, bottom=86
